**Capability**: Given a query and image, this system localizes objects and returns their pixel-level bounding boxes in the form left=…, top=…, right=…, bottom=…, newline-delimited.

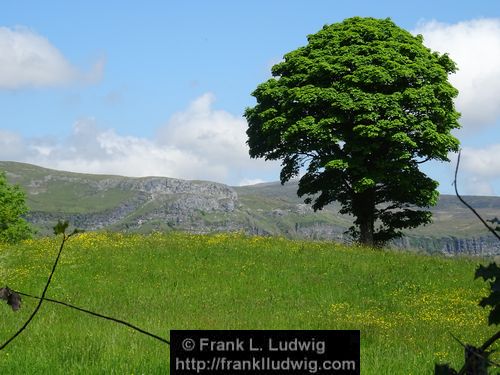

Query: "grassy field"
left=0, top=231, right=495, bottom=374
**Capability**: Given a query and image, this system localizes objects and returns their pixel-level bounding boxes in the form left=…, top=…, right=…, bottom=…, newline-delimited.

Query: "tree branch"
left=13, top=290, right=170, bottom=345
left=452, top=150, right=500, bottom=374
left=416, top=156, right=431, bottom=164
left=454, top=150, right=500, bottom=241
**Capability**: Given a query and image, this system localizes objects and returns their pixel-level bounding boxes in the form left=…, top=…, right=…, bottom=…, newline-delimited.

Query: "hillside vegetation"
left=0, top=232, right=495, bottom=373
left=2, top=161, right=500, bottom=255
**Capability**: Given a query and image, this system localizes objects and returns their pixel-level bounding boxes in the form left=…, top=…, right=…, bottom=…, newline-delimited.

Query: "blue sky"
left=1, top=1, right=500, bottom=195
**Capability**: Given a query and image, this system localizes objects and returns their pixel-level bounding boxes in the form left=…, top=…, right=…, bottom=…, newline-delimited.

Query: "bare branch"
left=454, top=150, right=500, bottom=241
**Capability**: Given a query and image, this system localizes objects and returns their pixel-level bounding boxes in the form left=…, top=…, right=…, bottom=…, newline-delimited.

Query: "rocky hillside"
left=2, top=161, right=500, bottom=255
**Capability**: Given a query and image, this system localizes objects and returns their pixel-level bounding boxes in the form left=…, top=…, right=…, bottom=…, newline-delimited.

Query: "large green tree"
left=245, top=17, right=460, bottom=247
left=0, top=172, right=32, bottom=244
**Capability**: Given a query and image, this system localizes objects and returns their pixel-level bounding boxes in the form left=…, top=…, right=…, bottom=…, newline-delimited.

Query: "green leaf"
left=476, top=263, right=500, bottom=326
left=70, top=228, right=84, bottom=236
left=475, top=263, right=500, bottom=281
left=488, top=305, right=500, bottom=326
left=353, top=177, right=375, bottom=192
left=487, top=217, right=500, bottom=232
left=0, top=172, right=33, bottom=244
left=479, top=291, right=500, bottom=309
left=325, top=159, right=349, bottom=169
left=0, top=286, right=21, bottom=311
left=53, top=220, right=69, bottom=236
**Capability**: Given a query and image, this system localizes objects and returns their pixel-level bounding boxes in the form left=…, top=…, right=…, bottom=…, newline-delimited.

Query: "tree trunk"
left=353, top=188, right=376, bottom=247
left=359, top=216, right=374, bottom=246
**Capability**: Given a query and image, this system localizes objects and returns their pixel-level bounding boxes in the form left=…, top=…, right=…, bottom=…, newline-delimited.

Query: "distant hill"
left=1, top=161, right=500, bottom=255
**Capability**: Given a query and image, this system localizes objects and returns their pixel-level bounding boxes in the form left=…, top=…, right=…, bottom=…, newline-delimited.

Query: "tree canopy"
left=0, top=172, right=32, bottom=244
left=244, top=17, right=460, bottom=247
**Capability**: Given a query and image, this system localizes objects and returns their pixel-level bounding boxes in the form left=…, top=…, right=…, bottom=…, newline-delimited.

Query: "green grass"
left=0, top=232, right=495, bottom=374
left=28, top=182, right=135, bottom=214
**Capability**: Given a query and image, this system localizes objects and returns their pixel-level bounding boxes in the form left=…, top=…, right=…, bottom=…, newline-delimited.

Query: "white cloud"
left=0, top=26, right=103, bottom=89
left=442, top=145, right=500, bottom=196
left=463, top=176, right=495, bottom=196
left=157, top=93, right=253, bottom=167
left=413, top=19, right=500, bottom=129
left=0, top=130, right=28, bottom=159
left=1, top=94, right=280, bottom=185
left=460, top=145, right=500, bottom=179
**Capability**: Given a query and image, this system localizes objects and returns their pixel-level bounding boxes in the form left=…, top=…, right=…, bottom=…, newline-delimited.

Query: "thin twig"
left=453, top=150, right=500, bottom=374
left=454, top=150, right=500, bottom=241
left=451, top=331, right=500, bottom=373
left=0, top=231, right=75, bottom=350
left=14, top=290, right=170, bottom=345
left=480, top=330, right=500, bottom=353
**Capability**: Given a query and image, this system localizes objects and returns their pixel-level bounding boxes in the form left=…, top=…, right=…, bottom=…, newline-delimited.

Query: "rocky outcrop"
left=25, top=175, right=238, bottom=232
left=3, top=161, right=500, bottom=256
left=389, top=234, right=500, bottom=256
left=441, top=236, right=500, bottom=256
